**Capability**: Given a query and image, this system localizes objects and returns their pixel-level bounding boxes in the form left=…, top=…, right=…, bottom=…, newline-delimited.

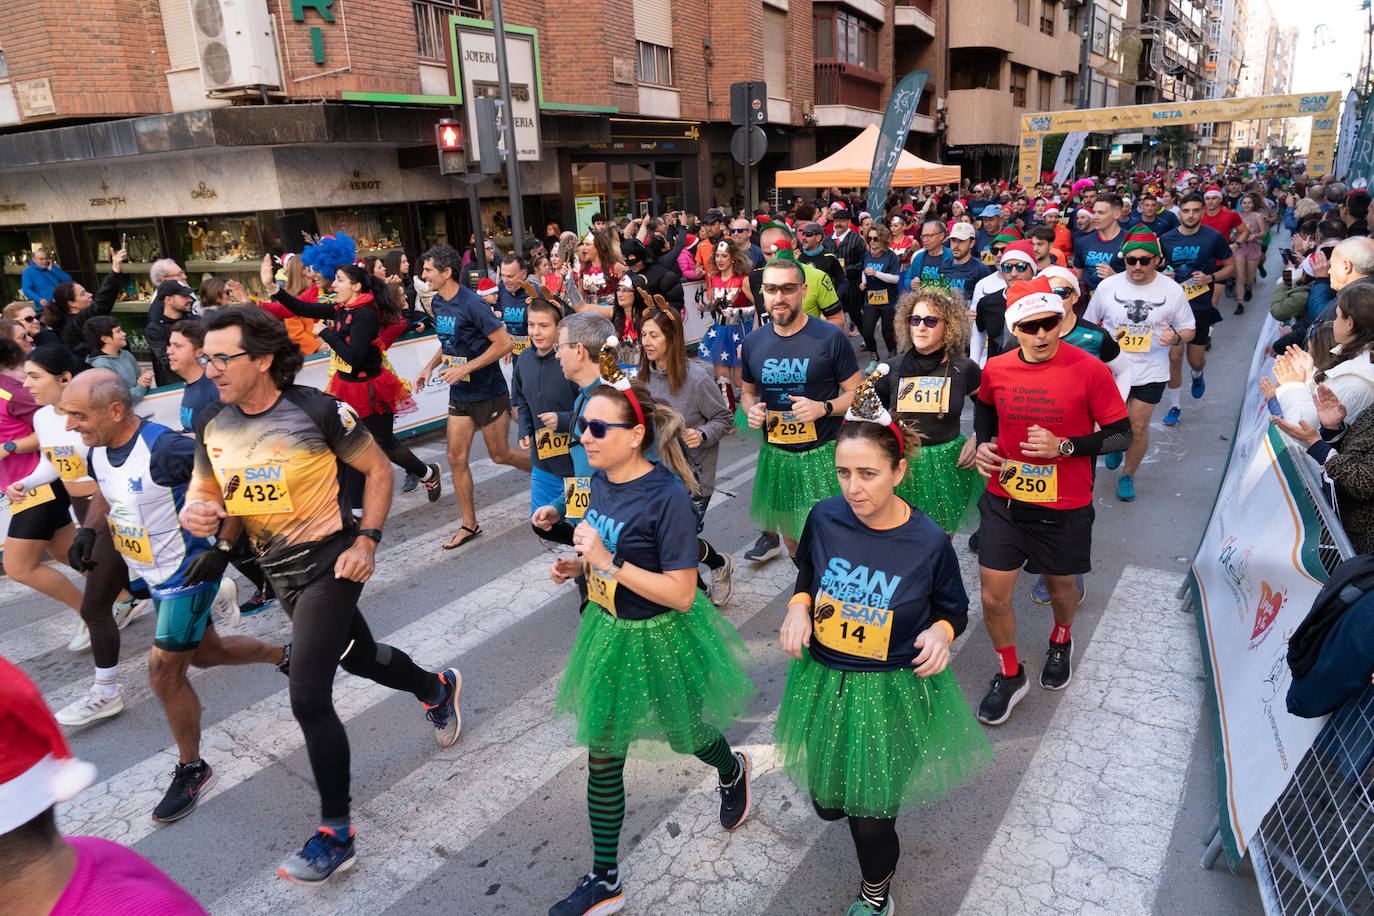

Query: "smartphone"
left=1280, top=248, right=1296, bottom=266
left=120, top=232, right=127, bottom=253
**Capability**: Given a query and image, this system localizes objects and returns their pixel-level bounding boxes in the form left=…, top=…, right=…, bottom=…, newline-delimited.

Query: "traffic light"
left=435, top=119, right=464, bottom=174
left=474, top=97, right=507, bottom=175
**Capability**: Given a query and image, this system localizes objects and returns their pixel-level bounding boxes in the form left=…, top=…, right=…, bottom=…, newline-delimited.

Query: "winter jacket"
left=1277, top=349, right=1374, bottom=430
left=642, top=361, right=733, bottom=496
left=87, top=350, right=149, bottom=402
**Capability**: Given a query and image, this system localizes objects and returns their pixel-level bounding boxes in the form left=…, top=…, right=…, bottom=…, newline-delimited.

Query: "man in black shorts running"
left=181, top=307, right=461, bottom=885
left=972, top=278, right=1131, bottom=725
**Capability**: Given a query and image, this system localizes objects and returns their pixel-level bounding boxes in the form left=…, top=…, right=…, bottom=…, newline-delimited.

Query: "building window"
left=1063, top=73, right=1078, bottom=104
left=813, top=9, right=879, bottom=70
left=1010, top=64, right=1028, bottom=108
left=413, top=0, right=455, bottom=62
left=1017, top=0, right=1032, bottom=25
left=1040, top=0, right=1056, bottom=35
left=637, top=41, right=673, bottom=86
left=1066, top=4, right=1083, bottom=36
left=1038, top=73, right=1053, bottom=109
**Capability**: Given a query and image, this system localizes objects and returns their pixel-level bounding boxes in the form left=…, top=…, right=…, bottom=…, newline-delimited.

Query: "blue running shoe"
left=1104, top=451, right=1123, bottom=470
left=239, top=587, right=276, bottom=617
left=1116, top=473, right=1136, bottom=502
left=1162, top=406, right=1181, bottom=427
left=1191, top=373, right=1205, bottom=399
left=549, top=872, right=624, bottom=916
left=1031, top=575, right=1051, bottom=605
left=401, top=470, right=420, bottom=493
left=847, top=896, right=894, bottom=915
left=277, top=827, right=356, bottom=885
left=425, top=668, right=462, bottom=748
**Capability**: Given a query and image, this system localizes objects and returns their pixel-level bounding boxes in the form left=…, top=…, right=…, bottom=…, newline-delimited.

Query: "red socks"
left=1051, top=622, right=1072, bottom=645
left=995, top=645, right=1020, bottom=677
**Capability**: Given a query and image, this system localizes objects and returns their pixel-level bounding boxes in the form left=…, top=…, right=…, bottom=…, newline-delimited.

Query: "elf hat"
left=0, top=657, right=97, bottom=835
left=1004, top=276, right=1066, bottom=327
left=1120, top=225, right=1161, bottom=258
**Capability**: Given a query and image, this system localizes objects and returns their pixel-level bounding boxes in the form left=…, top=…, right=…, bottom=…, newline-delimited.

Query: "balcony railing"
left=895, top=0, right=934, bottom=14
left=814, top=61, right=883, bottom=110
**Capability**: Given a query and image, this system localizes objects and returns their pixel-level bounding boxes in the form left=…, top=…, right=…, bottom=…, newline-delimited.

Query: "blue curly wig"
left=299, top=233, right=357, bottom=278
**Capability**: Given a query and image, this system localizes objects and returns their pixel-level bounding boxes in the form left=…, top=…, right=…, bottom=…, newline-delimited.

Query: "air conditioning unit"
left=189, top=0, right=281, bottom=92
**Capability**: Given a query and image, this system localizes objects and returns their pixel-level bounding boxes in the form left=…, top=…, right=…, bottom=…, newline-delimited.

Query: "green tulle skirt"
left=896, top=435, right=982, bottom=534
left=554, top=591, right=756, bottom=758
left=774, top=650, right=993, bottom=818
left=749, top=440, right=839, bottom=542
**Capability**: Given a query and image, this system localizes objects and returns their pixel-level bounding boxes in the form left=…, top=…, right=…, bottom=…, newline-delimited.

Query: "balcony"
left=814, top=61, right=883, bottom=111
left=945, top=87, right=1022, bottom=146
left=894, top=0, right=936, bottom=37
left=946, top=14, right=1080, bottom=74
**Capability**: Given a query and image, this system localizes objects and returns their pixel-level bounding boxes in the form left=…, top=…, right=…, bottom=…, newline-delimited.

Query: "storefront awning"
left=774, top=124, right=960, bottom=189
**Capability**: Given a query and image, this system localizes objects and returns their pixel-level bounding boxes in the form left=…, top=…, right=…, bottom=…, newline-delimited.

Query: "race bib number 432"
left=220, top=465, right=293, bottom=516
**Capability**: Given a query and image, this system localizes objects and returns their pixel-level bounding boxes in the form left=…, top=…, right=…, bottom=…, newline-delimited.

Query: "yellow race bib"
left=896, top=376, right=951, bottom=414
left=511, top=335, right=532, bottom=356
left=108, top=519, right=153, bottom=564
left=999, top=459, right=1059, bottom=503
left=441, top=355, right=468, bottom=371
left=1182, top=280, right=1211, bottom=301
left=536, top=431, right=572, bottom=459
left=587, top=566, right=618, bottom=616
left=9, top=483, right=56, bottom=514
left=766, top=409, right=817, bottom=446
left=1119, top=324, right=1153, bottom=353
left=565, top=476, right=591, bottom=519
left=46, top=445, right=87, bottom=481
left=813, top=588, right=894, bottom=661
left=220, top=465, right=293, bottom=516
left=981, top=250, right=997, bottom=266
left=867, top=289, right=889, bottom=306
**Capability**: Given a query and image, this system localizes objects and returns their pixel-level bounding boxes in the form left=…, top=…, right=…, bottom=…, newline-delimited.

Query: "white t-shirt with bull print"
left=1085, top=271, right=1195, bottom=390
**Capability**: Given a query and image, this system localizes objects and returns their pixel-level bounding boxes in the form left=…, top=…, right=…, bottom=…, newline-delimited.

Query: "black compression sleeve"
left=1066, top=415, right=1132, bottom=457
left=974, top=398, right=999, bottom=445
left=793, top=554, right=816, bottom=598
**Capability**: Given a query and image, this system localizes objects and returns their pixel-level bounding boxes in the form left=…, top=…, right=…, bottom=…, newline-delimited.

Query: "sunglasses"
left=761, top=283, right=802, bottom=295
left=576, top=417, right=637, bottom=438
left=909, top=315, right=943, bottom=328
left=1123, top=256, right=1154, bottom=266
left=1000, top=263, right=1032, bottom=274
left=1015, top=315, right=1061, bottom=335
left=990, top=247, right=1007, bottom=256
left=729, top=228, right=751, bottom=234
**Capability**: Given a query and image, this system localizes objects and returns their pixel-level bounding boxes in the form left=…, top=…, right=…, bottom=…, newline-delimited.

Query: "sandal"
left=443, top=524, right=482, bottom=550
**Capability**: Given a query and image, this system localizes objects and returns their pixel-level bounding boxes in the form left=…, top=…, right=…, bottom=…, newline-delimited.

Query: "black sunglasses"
left=990, top=246, right=1007, bottom=256
left=1123, top=256, right=1154, bottom=266
left=909, top=315, right=942, bottom=328
left=729, top=228, right=751, bottom=234
left=1000, top=263, right=1032, bottom=274
left=1015, top=315, right=1061, bottom=335
left=576, top=416, right=637, bottom=438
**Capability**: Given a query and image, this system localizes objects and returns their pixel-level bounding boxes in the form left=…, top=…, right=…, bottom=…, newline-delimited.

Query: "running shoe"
left=1259, top=263, right=1267, bottom=278
left=66, top=618, right=90, bottom=652
left=1116, top=473, right=1136, bottom=502
left=743, top=532, right=784, bottom=563
left=1030, top=575, right=1085, bottom=606
left=1234, top=302, right=1245, bottom=315
left=211, top=579, right=240, bottom=631
left=152, top=760, right=215, bottom=822
left=239, top=587, right=276, bottom=616
left=864, top=359, right=879, bottom=375
left=422, top=462, right=443, bottom=503
left=976, top=666, right=1028, bottom=726
left=401, top=470, right=420, bottom=493
left=717, top=750, right=752, bottom=830
left=1041, top=638, right=1074, bottom=690
left=846, top=897, right=893, bottom=916
left=55, top=685, right=123, bottom=727
left=548, top=872, right=624, bottom=916
left=1162, top=406, right=1181, bottom=427
left=113, top=596, right=151, bottom=629
left=276, top=642, right=292, bottom=676
left=709, top=554, right=735, bottom=606
left=967, top=530, right=979, bottom=553
left=424, top=668, right=462, bottom=748
left=1103, top=451, right=1123, bottom=470
left=277, top=827, right=356, bottom=885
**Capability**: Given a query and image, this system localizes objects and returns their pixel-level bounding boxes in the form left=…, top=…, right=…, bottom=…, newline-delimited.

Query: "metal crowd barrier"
left=1214, top=432, right=1374, bottom=915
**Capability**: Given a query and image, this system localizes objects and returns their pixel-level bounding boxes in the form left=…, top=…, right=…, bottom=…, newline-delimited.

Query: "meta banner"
left=1017, top=93, right=1342, bottom=187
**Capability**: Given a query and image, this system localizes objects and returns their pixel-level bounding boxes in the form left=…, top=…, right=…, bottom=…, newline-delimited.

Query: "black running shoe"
left=239, top=588, right=277, bottom=616
left=276, top=642, right=292, bottom=676
left=967, top=530, right=980, bottom=553
left=976, top=666, right=1029, bottom=726
left=717, top=750, right=752, bottom=830
left=422, top=462, right=443, bottom=503
left=152, top=760, right=216, bottom=822
left=401, top=470, right=420, bottom=493
left=743, top=532, right=783, bottom=563
left=1041, top=638, right=1073, bottom=690
left=549, top=872, right=624, bottom=916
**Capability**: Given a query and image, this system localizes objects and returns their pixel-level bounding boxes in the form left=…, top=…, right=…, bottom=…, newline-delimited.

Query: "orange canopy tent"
left=773, top=123, right=960, bottom=189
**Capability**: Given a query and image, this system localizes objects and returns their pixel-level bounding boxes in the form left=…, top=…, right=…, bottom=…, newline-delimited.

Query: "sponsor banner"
left=1345, top=91, right=1374, bottom=191
left=1052, top=131, right=1090, bottom=185
left=866, top=71, right=930, bottom=217
left=1188, top=316, right=1331, bottom=868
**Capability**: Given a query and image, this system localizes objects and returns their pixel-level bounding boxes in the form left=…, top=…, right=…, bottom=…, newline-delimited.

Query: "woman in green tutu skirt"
left=775, top=375, right=992, bottom=916
left=539, top=349, right=756, bottom=916
left=874, top=288, right=982, bottom=534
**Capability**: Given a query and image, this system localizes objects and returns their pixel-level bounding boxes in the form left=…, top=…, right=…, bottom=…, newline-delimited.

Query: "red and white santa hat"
left=1203, top=185, right=1223, bottom=198
left=0, top=657, right=97, bottom=835
left=476, top=277, right=499, bottom=296
left=1004, top=276, right=1066, bottom=327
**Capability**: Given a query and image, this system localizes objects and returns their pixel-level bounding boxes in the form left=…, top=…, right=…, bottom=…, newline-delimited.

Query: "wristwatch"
left=357, top=528, right=383, bottom=545
left=213, top=538, right=234, bottom=553
left=608, top=551, right=626, bottom=576
left=1058, top=438, right=1075, bottom=457
left=2, top=441, right=15, bottom=454
left=821, top=399, right=834, bottom=416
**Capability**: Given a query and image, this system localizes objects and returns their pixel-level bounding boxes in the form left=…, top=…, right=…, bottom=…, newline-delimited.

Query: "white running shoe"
left=211, top=580, right=240, bottom=631
left=55, top=685, right=124, bottom=726
left=67, top=619, right=90, bottom=652
left=113, top=596, right=151, bottom=630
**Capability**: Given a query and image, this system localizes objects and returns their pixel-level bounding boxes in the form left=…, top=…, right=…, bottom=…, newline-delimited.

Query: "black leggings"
left=78, top=523, right=129, bottom=670
left=813, top=800, right=900, bottom=886
left=344, top=410, right=429, bottom=511
left=275, top=570, right=438, bottom=819
left=861, top=307, right=897, bottom=358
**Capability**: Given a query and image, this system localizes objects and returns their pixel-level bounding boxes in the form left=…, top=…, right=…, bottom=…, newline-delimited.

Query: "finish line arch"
left=1016, top=92, right=1341, bottom=186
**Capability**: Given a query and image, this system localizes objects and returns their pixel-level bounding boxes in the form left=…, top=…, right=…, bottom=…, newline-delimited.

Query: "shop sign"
left=191, top=182, right=218, bottom=201
left=341, top=170, right=382, bottom=192
left=454, top=24, right=542, bottom=163
left=88, top=180, right=127, bottom=209
left=16, top=78, right=56, bottom=118
left=0, top=196, right=27, bottom=214
left=291, top=0, right=335, bottom=65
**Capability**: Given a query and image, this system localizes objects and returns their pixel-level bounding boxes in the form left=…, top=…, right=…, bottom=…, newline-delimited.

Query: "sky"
left=1268, top=0, right=1366, bottom=96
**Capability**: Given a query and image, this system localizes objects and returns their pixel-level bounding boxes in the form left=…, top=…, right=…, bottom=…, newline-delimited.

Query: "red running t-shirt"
left=977, top=342, right=1128, bottom=510
left=1200, top=207, right=1244, bottom=242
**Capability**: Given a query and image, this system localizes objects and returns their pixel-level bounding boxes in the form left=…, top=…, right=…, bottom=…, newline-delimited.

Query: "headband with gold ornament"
left=597, top=335, right=645, bottom=426
left=843, top=363, right=904, bottom=451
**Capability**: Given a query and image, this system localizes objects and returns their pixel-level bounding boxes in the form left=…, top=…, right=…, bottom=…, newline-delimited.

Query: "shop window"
left=0, top=226, right=56, bottom=303
left=317, top=208, right=404, bottom=257
left=413, top=1, right=455, bottom=62
left=636, top=41, right=673, bottom=86
left=1010, top=65, right=1028, bottom=108
left=83, top=222, right=162, bottom=314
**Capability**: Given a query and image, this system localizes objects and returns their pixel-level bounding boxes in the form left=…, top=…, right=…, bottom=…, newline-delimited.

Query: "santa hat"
left=1004, top=276, right=1066, bottom=327
left=0, top=657, right=97, bottom=834
left=1037, top=264, right=1080, bottom=296
left=999, top=240, right=1037, bottom=268
left=1120, top=225, right=1161, bottom=258
left=476, top=278, right=499, bottom=296
left=1043, top=205, right=1062, bottom=218
left=683, top=234, right=700, bottom=252
left=1203, top=185, right=1223, bottom=198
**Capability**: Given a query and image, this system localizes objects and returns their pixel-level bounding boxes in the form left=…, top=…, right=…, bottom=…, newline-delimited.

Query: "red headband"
left=622, top=385, right=645, bottom=427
